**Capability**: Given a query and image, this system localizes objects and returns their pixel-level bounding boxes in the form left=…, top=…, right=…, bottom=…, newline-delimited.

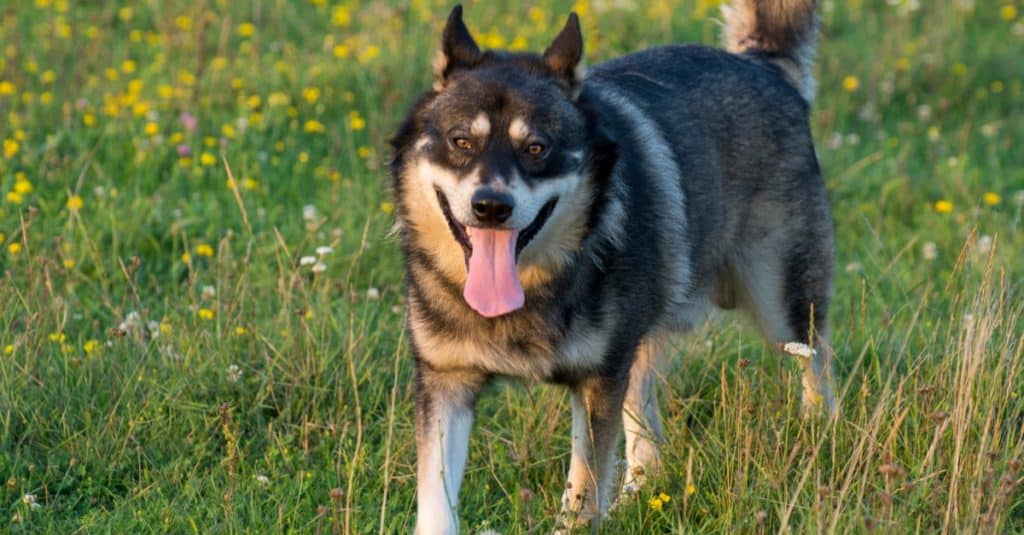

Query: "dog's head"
left=392, top=5, right=597, bottom=318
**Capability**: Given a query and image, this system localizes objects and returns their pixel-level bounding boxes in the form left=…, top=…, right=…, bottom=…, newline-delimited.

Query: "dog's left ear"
left=543, top=13, right=584, bottom=95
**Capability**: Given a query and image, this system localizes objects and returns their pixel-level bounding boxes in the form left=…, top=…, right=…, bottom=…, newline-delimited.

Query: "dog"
left=389, top=1, right=836, bottom=532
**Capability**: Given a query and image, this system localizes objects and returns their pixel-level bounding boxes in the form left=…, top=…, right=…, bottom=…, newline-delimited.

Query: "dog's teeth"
left=465, top=227, right=472, bottom=237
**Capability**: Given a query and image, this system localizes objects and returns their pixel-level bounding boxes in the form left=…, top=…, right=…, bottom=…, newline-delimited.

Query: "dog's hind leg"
left=414, top=364, right=487, bottom=535
left=560, top=374, right=628, bottom=527
left=620, top=337, right=665, bottom=496
left=730, top=236, right=838, bottom=417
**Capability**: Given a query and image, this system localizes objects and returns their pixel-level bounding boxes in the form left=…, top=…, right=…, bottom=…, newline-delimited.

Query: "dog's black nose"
left=471, top=189, right=515, bottom=225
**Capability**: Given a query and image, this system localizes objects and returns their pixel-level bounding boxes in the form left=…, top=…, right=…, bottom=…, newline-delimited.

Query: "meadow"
left=1, top=0, right=1023, bottom=532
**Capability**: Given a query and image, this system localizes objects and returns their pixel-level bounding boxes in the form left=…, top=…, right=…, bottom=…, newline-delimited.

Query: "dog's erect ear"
left=433, top=5, right=482, bottom=90
left=543, top=13, right=584, bottom=93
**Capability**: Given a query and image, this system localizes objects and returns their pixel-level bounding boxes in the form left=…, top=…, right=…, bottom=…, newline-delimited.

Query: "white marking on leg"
left=416, top=401, right=473, bottom=535
left=622, top=339, right=665, bottom=495
left=562, top=392, right=595, bottom=520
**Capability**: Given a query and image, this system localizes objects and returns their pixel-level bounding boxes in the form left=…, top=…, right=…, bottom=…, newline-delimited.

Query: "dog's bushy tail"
left=722, top=0, right=818, bottom=102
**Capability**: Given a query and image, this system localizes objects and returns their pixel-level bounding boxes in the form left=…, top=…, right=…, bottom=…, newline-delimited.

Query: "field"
left=1, top=0, right=1023, bottom=532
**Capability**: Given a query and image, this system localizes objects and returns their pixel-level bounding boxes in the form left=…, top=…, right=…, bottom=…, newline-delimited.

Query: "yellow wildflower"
left=118, top=6, right=133, bottom=22
left=237, top=22, right=255, bottom=37
left=686, top=484, right=696, bottom=496
left=176, top=16, right=192, bottom=31
left=66, top=195, right=83, bottom=211
left=348, top=111, right=366, bottom=131
left=144, top=122, right=159, bottom=136
left=121, top=60, right=136, bottom=74
left=3, top=138, right=18, bottom=158
left=83, top=339, right=99, bottom=355
left=648, top=496, right=663, bottom=511
left=3, top=344, right=12, bottom=355
left=303, top=119, right=325, bottom=133
left=180, top=252, right=192, bottom=264
left=198, top=308, right=215, bottom=320
left=380, top=201, right=394, bottom=214
left=333, top=44, right=351, bottom=58
left=14, top=175, right=31, bottom=193
left=302, top=87, right=321, bottom=104
left=200, top=152, right=217, bottom=166
left=63, top=258, right=75, bottom=269
left=331, top=6, right=351, bottom=26
left=842, top=76, right=859, bottom=92
left=41, top=70, right=55, bottom=84
left=934, top=200, right=954, bottom=214
left=1002, top=4, right=1018, bottom=21
left=221, top=124, right=236, bottom=138
left=49, top=332, right=65, bottom=343
left=6, top=242, right=19, bottom=255
left=357, top=45, right=380, bottom=64
left=659, top=492, right=671, bottom=502
left=83, top=113, right=96, bottom=126
left=234, top=326, right=248, bottom=336
left=0, top=81, right=14, bottom=96
left=983, top=192, right=1001, bottom=206
left=196, top=243, right=214, bottom=257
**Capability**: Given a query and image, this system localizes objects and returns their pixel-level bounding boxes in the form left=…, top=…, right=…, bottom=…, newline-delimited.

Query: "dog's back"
left=578, top=0, right=829, bottom=336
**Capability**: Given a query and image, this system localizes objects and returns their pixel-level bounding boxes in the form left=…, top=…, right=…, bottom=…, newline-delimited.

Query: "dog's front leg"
left=560, top=374, right=628, bottom=527
left=414, top=364, right=486, bottom=535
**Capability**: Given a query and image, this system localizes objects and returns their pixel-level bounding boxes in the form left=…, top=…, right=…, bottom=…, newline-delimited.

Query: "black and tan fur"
left=389, top=1, right=836, bottom=532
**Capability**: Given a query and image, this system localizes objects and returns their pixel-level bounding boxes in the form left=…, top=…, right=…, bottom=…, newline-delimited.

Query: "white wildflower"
left=300, top=256, right=317, bottom=266
left=366, top=287, right=380, bottom=300
left=783, top=342, right=816, bottom=359
left=303, top=204, right=318, bottom=221
left=256, top=475, right=270, bottom=485
left=226, top=364, right=242, bottom=383
left=844, top=262, right=862, bottom=273
left=22, top=494, right=36, bottom=506
left=976, top=235, right=993, bottom=254
left=827, top=132, right=843, bottom=150
left=922, top=241, right=937, bottom=260
left=916, top=104, right=932, bottom=122
left=201, top=285, right=216, bottom=300
left=312, top=261, right=327, bottom=273
left=315, top=245, right=334, bottom=256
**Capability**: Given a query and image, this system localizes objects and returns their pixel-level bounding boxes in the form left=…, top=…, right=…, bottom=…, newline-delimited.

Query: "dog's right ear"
left=433, top=5, right=482, bottom=91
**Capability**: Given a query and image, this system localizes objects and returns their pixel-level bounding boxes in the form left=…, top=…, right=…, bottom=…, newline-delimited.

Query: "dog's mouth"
left=435, top=188, right=558, bottom=318
left=434, top=189, right=558, bottom=262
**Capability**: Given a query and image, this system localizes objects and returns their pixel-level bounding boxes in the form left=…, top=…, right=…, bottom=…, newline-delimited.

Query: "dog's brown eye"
left=526, top=142, right=545, bottom=156
left=453, top=137, right=473, bottom=150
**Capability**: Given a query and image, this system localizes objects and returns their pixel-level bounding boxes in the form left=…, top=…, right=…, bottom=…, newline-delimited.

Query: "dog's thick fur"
left=389, top=2, right=835, bottom=532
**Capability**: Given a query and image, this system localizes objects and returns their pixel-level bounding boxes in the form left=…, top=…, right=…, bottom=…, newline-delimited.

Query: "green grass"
left=1, top=0, right=1022, bottom=532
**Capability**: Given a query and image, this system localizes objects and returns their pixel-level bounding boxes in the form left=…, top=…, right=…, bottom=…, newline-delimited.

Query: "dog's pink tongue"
left=464, top=228, right=523, bottom=318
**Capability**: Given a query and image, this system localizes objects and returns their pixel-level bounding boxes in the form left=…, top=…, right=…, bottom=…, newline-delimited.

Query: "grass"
left=1, top=0, right=1022, bottom=532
